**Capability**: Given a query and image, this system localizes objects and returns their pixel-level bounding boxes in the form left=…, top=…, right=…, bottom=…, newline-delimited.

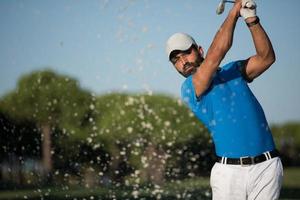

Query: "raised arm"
left=239, top=0, right=275, bottom=82
left=192, top=1, right=241, bottom=97
left=242, top=16, right=275, bottom=81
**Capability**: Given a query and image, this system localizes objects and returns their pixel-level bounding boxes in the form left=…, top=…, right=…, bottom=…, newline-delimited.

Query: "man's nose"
left=179, top=55, right=188, bottom=66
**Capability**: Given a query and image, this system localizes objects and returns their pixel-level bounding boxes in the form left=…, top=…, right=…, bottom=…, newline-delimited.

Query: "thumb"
left=245, top=1, right=256, bottom=9
left=242, top=0, right=256, bottom=9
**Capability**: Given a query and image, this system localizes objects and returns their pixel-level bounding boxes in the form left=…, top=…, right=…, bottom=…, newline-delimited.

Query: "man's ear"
left=198, top=46, right=204, bottom=57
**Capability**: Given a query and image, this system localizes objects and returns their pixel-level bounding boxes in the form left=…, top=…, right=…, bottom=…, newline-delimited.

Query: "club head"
left=216, top=0, right=225, bottom=15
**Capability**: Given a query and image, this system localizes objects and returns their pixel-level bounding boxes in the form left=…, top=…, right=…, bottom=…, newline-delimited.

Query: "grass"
left=282, top=167, right=300, bottom=188
left=280, top=167, right=300, bottom=199
left=0, top=167, right=299, bottom=200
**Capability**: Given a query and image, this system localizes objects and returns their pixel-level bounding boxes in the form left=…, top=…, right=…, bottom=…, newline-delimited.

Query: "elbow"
left=268, top=49, right=276, bottom=65
left=271, top=53, right=276, bottom=64
left=262, top=50, right=276, bottom=68
left=267, top=51, right=276, bottom=67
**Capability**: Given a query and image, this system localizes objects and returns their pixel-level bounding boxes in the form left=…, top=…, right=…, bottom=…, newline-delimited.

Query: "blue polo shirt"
left=181, top=60, right=275, bottom=158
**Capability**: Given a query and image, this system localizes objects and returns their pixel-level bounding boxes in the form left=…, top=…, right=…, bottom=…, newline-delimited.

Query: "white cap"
left=165, top=32, right=197, bottom=60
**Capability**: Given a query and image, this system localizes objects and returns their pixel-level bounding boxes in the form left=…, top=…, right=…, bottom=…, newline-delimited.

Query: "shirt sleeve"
left=236, top=60, right=253, bottom=83
left=181, top=76, right=201, bottom=110
left=181, top=76, right=211, bottom=129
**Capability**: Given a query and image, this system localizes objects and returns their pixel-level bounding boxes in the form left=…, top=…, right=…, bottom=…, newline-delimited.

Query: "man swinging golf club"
left=166, top=0, right=283, bottom=199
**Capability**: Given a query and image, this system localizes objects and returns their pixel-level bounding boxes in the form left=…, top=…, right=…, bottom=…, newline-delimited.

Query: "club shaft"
left=224, top=0, right=235, bottom=3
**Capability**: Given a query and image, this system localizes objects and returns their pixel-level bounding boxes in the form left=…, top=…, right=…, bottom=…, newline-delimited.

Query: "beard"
left=179, top=56, right=204, bottom=78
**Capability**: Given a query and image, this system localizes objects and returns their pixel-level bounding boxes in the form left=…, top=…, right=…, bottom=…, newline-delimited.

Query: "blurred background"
left=0, top=0, right=299, bottom=199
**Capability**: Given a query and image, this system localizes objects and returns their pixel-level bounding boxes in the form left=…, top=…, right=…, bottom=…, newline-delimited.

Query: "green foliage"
left=271, top=122, right=300, bottom=166
left=94, top=93, right=207, bottom=146
left=271, top=122, right=300, bottom=148
left=92, top=93, right=211, bottom=176
left=0, top=69, right=94, bottom=140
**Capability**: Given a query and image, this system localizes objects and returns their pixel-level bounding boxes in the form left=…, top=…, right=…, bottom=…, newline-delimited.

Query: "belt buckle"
left=240, top=156, right=254, bottom=167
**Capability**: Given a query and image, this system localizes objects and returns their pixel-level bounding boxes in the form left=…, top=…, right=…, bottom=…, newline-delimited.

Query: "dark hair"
left=169, top=44, right=198, bottom=62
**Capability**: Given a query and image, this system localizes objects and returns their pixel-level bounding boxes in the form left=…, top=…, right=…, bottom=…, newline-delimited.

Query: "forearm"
left=241, top=16, right=275, bottom=80
left=206, top=8, right=240, bottom=60
left=192, top=5, right=240, bottom=97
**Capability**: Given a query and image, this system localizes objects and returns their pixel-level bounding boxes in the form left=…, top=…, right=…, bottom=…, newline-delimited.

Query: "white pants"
left=210, top=157, right=283, bottom=200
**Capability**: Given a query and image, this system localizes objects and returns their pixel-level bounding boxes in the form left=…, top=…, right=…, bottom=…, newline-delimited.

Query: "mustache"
left=183, top=56, right=204, bottom=70
left=183, top=62, right=198, bottom=70
left=177, top=56, right=204, bottom=78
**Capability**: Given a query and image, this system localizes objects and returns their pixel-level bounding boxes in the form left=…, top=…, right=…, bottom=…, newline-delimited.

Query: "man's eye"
left=171, top=57, right=178, bottom=64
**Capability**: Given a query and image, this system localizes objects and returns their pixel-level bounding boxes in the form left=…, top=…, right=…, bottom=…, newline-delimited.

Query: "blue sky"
left=0, top=0, right=299, bottom=124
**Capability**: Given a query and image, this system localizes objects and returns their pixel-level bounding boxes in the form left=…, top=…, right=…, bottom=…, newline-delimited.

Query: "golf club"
left=216, top=0, right=257, bottom=15
left=216, top=0, right=235, bottom=15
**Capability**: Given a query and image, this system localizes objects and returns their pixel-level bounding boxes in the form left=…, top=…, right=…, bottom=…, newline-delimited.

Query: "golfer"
left=166, top=0, right=283, bottom=199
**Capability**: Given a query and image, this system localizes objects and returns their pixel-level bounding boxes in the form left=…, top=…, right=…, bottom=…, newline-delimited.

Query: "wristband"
left=246, top=17, right=260, bottom=27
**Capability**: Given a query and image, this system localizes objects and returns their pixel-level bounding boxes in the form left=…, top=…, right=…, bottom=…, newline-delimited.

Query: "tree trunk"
left=41, top=124, right=52, bottom=175
left=141, top=144, right=166, bottom=185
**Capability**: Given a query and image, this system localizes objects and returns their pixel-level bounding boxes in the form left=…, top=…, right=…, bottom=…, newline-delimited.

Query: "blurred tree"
left=93, top=93, right=212, bottom=185
left=0, top=70, right=94, bottom=178
left=0, top=112, right=39, bottom=161
left=271, top=122, right=300, bottom=166
left=0, top=112, right=40, bottom=187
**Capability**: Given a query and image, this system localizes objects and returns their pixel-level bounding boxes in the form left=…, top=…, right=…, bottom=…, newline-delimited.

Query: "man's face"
left=170, top=46, right=204, bottom=78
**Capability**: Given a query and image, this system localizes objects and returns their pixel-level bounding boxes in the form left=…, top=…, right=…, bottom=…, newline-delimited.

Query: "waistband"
left=216, top=149, right=279, bottom=166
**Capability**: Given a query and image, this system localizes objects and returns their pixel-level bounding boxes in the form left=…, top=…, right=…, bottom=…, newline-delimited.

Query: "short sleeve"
left=236, top=60, right=253, bottom=83
left=181, top=76, right=212, bottom=129
left=181, top=76, right=201, bottom=110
